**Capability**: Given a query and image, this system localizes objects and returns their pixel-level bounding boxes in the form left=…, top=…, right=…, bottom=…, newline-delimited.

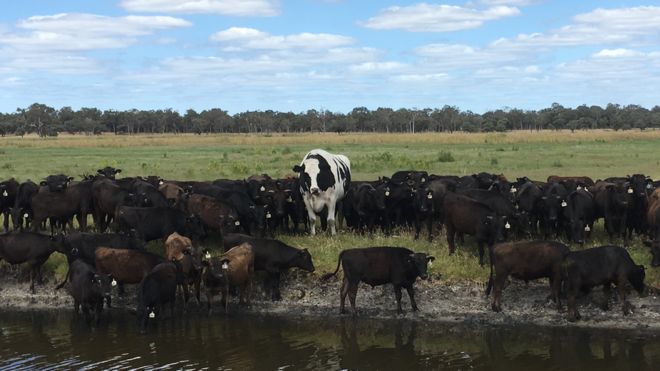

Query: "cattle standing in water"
left=202, top=243, right=254, bottom=313
left=0, top=232, right=60, bottom=292
left=67, top=260, right=112, bottom=324
left=165, top=232, right=203, bottom=305
left=321, top=247, right=434, bottom=315
left=136, top=261, right=179, bottom=334
left=486, top=240, right=569, bottom=312
left=563, top=245, right=646, bottom=322
left=223, top=233, right=315, bottom=301
left=95, top=247, right=165, bottom=286
left=293, top=149, right=351, bottom=235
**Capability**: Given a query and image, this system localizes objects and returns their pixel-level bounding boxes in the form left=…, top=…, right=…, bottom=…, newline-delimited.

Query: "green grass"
left=1, top=131, right=659, bottom=287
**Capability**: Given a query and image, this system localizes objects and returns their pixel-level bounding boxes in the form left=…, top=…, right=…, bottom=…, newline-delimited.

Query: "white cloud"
left=120, top=0, right=279, bottom=17
left=0, top=13, right=191, bottom=52
left=211, top=27, right=354, bottom=50
left=593, top=48, right=643, bottom=58
left=361, top=3, right=520, bottom=32
left=478, top=0, right=535, bottom=5
left=349, top=61, right=407, bottom=73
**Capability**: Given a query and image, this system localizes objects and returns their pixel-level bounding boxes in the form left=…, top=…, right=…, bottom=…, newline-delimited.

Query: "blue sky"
left=0, top=1, right=658, bottom=114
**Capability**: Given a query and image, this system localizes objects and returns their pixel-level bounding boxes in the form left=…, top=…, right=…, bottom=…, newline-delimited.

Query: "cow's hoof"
left=623, top=302, right=634, bottom=316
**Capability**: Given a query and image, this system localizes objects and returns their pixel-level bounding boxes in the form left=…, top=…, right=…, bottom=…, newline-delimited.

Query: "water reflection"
left=0, top=310, right=658, bottom=370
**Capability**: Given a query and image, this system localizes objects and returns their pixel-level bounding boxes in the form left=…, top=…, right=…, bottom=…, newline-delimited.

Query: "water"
left=0, top=310, right=659, bottom=370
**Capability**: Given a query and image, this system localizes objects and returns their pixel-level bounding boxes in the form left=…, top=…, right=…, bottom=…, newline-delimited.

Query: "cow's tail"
left=321, top=251, right=344, bottom=281
left=485, top=251, right=495, bottom=297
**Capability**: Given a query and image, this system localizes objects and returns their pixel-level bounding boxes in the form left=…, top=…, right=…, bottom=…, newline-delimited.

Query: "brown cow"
left=95, top=247, right=164, bottom=285
left=202, top=242, right=254, bottom=313
left=159, top=183, right=186, bottom=207
left=486, top=240, right=569, bottom=312
left=645, top=189, right=660, bottom=267
left=165, top=232, right=203, bottom=305
left=184, top=194, right=240, bottom=233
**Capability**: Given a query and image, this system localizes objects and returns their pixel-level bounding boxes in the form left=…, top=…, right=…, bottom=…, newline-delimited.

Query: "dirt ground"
left=2, top=271, right=659, bottom=332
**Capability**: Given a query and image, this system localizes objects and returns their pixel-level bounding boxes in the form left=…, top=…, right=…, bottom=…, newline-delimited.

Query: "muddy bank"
left=1, top=272, right=659, bottom=331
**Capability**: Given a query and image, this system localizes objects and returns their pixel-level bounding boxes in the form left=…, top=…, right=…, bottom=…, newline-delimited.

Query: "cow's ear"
left=427, top=256, right=435, bottom=262
left=382, top=176, right=390, bottom=182
left=292, top=165, right=305, bottom=173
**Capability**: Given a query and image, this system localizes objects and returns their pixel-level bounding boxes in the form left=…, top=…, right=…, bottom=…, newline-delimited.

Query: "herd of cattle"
left=0, top=148, right=659, bottom=332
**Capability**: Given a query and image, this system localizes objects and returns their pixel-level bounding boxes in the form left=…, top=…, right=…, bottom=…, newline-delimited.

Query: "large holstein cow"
left=292, top=149, right=351, bottom=235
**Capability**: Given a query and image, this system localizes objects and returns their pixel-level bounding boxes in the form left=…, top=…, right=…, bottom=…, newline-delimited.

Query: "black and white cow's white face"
left=293, top=154, right=335, bottom=195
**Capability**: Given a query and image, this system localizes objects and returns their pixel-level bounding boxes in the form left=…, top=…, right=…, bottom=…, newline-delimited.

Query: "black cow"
left=442, top=192, right=501, bottom=266
left=0, top=178, right=18, bottom=231
left=345, top=183, right=386, bottom=234
left=486, top=240, right=569, bottom=312
left=222, top=233, right=315, bottom=301
left=115, top=206, right=205, bottom=242
left=322, top=247, right=434, bottom=315
left=67, top=259, right=112, bottom=324
left=379, top=178, right=415, bottom=234
left=92, top=179, right=135, bottom=232
left=593, top=182, right=629, bottom=245
left=97, top=166, right=121, bottom=180
left=10, top=180, right=38, bottom=231
left=31, top=179, right=94, bottom=234
left=563, top=189, right=595, bottom=245
left=132, top=179, right=169, bottom=208
left=510, top=179, right=543, bottom=235
left=539, top=182, right=568, bottom=238
left=40, top=174, right=74, bottom=193
left=390, top=171, right=429, bottom=188
left=563, top=245, right=646, bottom=322
left=458, top=188, right=518, bottom=239
left=0, top=232, right=60, bottom=292
left=136, top=262, right=179, bottom=334
left=626, top=174, right=653, bottom=238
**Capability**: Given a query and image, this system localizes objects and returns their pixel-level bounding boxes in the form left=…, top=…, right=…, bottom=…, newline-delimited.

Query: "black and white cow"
left=292, top=149, right=351, bottom=235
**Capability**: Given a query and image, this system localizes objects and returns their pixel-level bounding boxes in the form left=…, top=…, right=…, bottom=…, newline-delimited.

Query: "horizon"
left=1, top=1, right=659, bottom=114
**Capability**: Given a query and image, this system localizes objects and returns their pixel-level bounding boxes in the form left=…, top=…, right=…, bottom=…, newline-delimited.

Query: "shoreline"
left=2, top=273, right=659, bottom=332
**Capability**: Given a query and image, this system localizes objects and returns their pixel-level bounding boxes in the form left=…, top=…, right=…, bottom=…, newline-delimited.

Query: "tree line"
left=0, top=102, right=659, bottom=137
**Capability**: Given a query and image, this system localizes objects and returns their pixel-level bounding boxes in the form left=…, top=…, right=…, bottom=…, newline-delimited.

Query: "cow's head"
left=184, top=215, right=207, bottom=240
left=606, top=183, right=629, bottom=211
left=292, top=248, right=315, bottom=273
left=643, top=240, right=660, bottom=267
left=293, top=154, right=335, bottom=195
left=89, top=271, right=113, bottom=304
left=629, top=264, right=646, bottom=295
left=628, top=174, right=652, bottom=198
left=414, top=187, right=434, bottom=214
left=97, top=166, right=121, bottom=180
left=409, top=253, right=435, bottom=280
left=41, top=174, right=73, bottom=192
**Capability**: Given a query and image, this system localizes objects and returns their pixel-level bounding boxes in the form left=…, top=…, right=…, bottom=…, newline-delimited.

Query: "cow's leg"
left=551, top=269, right=563, bottom=311
left=307, top=208, right=317, bottom=236
left=394, top=285, right=404, bottom=314
left=426, top=215, right=434, bottom=242
left=567, top=278, right=581, bottom=322
left=271, top=273, right=282, bottom=301
left=601, top=283, right=612, bottom=311
left=327, top=202, right=337, bottom=236
left=446, top=224, right=456, bottom=255
left=194, top=277, right=201, bottom=305
left=348, top=282, right=358, bottom=316
left=2, top=211, right=8, bottom=232
left=340, top=277, right=349, bottom=314
left=406, top=285, right=418, bottom=312
left=491, top=272, right=506, bottom=312
left=74, top=299, right=80, bottom=314
left=477, top=241, right=486, bottom=267
left=617, top=276, right=633, bottom=316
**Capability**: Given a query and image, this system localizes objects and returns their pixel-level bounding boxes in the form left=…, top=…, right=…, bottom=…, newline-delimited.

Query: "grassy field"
left=1, top=130, right=659, bottom=287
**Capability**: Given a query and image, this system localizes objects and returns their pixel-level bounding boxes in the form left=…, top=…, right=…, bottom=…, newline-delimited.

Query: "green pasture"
left=0, top=131, right=658, bottom=287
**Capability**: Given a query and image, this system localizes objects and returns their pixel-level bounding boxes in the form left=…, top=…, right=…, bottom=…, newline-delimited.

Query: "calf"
left=442, top=192, right=500, bottom=266
left=67, top=260, right=112, bottom=324
left=10, top=180, right=38, bottom=231
left=223, top=233, right=315, bottom=301
left=486, top=240, right=569, bottom=312
left=563, top=189, right=596, bottom=245
left=202, top=243, right=254, bottom=313
left=0, top=178, right=18, bottom=231
left=136, top=262, right=179, bottom=334
left=563, top=245, right=646, bottom=322
left=0, top=232, right=59, bottom=292
left=321, top=247, right=434, bottom=315
left=165, top=232, right=203, bottom=305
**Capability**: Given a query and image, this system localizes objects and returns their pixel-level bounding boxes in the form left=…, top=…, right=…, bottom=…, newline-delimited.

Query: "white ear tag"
left=149, top=311, right=155, bottom=319
left=266, top=213, right=272, bottom=219
left=427, top=194, right=433, bottom=199
left=510, top=187, right=517, bottom=193
left=385, top=191, right=390, bottom=196
left=577, top=186, right=582, bottom=190
left=260, top=186, right=265, bottom=192
left=287, top=196, right=293, bottom=202
left=159, top=180, right=164, bottom=185
left=24, top=213, right=29, bottom=218
left=647, top=184, right=653, bottom=189
left=205, top=252, right=211, bottom=259
left=234, top=220, right=240, bottom=226
left=561, top=201, right=567, bottom=207
left=222, top=262, right=229, bottom=270
left=584, top=225, right=591, bottom=232
left=628, top=188, right=634, bottom=194
left=2, top=191, right=7, bottom=196
left=111, top=279, right=117, bottom=287
left=505, top=222, right=511, bottom=229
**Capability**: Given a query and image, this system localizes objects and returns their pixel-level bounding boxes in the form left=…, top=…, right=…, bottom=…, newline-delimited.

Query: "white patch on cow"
left=111, top=279, right=117, bottom=287
left=149, top=311, right=155, bottom=319
left=234, top=220, right=240, bottom=226
left=628, top=188, right=634, bottom=194
left=205, top=252, right=211, bottom=259
left=584, top=225, right=591, bottom=232
left=266, top=213, right=272, bottom=219
left=428, top=261, right=433, bottom=267
left=222, top=262, right=229, bottom=270
left=505, top=222, right=511, bottom=229
left=2, top=190, right=7, bottom=197
left=260, top=186, right=265, bottom=192
left=510, top=187, right=517, bottom=193
left=427, top=194, right=433, bottom=199
left=561, top=201, right=567, bottom=207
